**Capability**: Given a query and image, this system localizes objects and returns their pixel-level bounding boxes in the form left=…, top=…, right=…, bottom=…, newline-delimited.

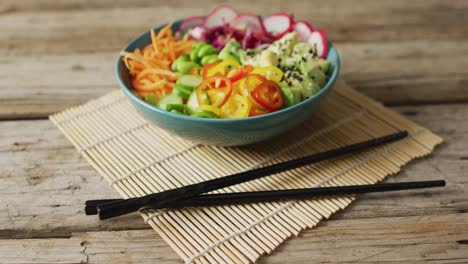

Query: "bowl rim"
left=115, top=20, right=341, bottom=124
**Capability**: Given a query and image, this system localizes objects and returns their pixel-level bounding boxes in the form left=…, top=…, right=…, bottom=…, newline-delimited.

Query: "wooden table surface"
left=1, top=1, right=467, bottom=263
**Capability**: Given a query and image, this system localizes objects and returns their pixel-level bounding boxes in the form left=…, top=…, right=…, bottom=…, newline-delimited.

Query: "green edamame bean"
left=190, top=44, right=205, bottom=62
left=202, top=54, right=220, bottom=65
left=179, top=54, right=189, bottom=61
left=177, top=61, right=199, bottom=74
left=171, top=54, right=189, bottom=71
left=193, top=42, right=204, bottom=50
left=197, top=45, right=218, bottom=58
left=189, top=49, right=198, bottom=62
left=200, top=54, right=219, bottom=65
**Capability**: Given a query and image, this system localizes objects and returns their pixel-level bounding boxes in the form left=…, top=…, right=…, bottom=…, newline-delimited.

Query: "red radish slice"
left=230, top=14, right=266, bottom=34
left=294, top=20, right=313, bottom=42
left=308, top=29, right=329, bottom=58
left=204, top=6, right=238, bottom=29
left=179, top=16, right=204, bottom=32
left=263, top=13, right=293, bottom=39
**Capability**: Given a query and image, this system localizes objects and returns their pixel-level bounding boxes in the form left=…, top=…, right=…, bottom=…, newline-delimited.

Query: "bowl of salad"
left=116, top=6, right=340, bottom=146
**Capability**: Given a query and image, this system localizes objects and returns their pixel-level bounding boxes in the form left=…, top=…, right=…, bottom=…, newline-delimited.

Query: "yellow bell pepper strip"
left=240, top=74, right=269, bottom=111
left=251, top=66, right=284, bottom=83
left=243, top=74, right=267, bottom=92
left=196, top=76, right=232, bottom=107
left=206, top=59, right=240, bottom=77
left=240, top=76, right=271, bottom=117
left=199, top=105, right=221, bottom=116
left=206, top=87, right=231, bottom=107
left=220, top=94, right=252, bottom=118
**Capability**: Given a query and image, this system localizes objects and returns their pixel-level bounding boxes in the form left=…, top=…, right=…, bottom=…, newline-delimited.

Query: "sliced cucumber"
left=190, top=108, right=219, bottom=118
left=170, top=110, right=185, bottom=115
left=166, top=104, right=188, bottom=114
left=173, top=84, right=192, bottom=100
left=176, top=75, right=203, bottom=90
left=290, top=85, right=302, bottom=103
left=187, top=90, right=210, bottom=114
left=301, top=79, right=320, bottom=98
left=280, top=86, right=295, bottom=107
left=157, top=93, right=183, bottom=111
left=318, top=59, right=331, bottom=73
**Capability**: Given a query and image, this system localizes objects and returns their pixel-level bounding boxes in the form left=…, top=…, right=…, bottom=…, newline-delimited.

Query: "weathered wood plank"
left=266, top=213, right=468, bottom=263
left=338, top=41, right=468, bottom=105
left=2, top=40, right=467, bottom=119
left=1, top=0, right=467, bottom=55
left=1, top=1, right=466, bottom=263
left=1, top=0, right=467, bottom=119
left=0, top=104, right=466, bottom=240
left=0, top=120, right=149, bottom=239
left=1, top=213, right=466, bottom=263
left=0, top=238, right=87, bottom=264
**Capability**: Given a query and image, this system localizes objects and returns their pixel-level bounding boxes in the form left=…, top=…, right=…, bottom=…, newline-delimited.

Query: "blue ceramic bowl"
left=116, top=19, right=340, bottom=146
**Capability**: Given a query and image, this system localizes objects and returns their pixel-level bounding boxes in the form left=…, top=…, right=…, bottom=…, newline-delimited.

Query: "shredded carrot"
left=121, top=24, right=194, bottom=100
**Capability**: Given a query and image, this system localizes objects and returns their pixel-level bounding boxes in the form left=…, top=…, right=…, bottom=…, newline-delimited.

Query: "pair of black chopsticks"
left=85, top=131, right=446, bottom=220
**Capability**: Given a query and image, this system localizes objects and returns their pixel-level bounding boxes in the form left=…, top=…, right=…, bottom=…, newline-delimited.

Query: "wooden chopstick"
left=94, top=131, right=408, bottom=220
left=85, top=180, right=445, bottom=215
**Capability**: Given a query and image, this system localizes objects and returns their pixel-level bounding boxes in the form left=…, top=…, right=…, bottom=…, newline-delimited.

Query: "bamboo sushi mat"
left=50, top=81, right=442, bottom=264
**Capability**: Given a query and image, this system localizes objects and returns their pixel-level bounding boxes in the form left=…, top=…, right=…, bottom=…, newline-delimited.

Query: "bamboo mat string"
left=111, top=144, right=200, bottom=185
left=55, top=95, right=126, bottom=124
left=127, top=102, right=372, bottom=223
left=79, top=121, right=149, bottom=152
left=184, top=129, right=424, bottom=263
left=50, top=81, right=442, bottom=264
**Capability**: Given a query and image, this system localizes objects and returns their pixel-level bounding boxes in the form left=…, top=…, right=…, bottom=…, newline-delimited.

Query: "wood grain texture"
left=1, top=0, right=467, bottom=51
left=2, top=213, right=466, bottom=264
left=0, top=120, right=149, bottom=239
left=0, top=0, right=468, bottom=119
left=2, top=40, right=468, bottom=119
left=1, top=104, right=467, bottom=262
left=1, top=0, right=467, bottom=263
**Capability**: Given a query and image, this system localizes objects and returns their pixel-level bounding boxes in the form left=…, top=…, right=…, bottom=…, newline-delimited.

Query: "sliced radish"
left=204, top=6, right=238, bottom=29
left=308, top=29, right=329, bottom=58
left=179, top=16, right=204, bottom=33
left=189, top=26, right=206, bottom=40
left=262, top=13, right=293, bottom=39
left=294, top=20, right=313, bottom=42
left=230, top=14, right=266, bottom=34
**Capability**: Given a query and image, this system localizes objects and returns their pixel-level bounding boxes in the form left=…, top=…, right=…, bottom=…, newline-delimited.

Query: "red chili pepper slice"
left=248, top=105, right=270, bottom=117
left=252, top=80, right=284, bottom=111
